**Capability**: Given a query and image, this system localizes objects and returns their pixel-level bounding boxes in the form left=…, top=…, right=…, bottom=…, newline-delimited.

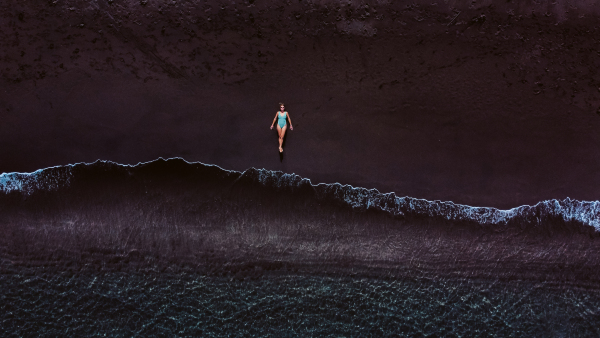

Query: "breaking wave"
left=1, top=157, right=598, bottom=233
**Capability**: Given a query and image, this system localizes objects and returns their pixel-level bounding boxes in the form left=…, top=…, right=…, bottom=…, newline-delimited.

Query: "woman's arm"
left=270, top=112, right=278, bottom=129
left=286, top=112, right=293, bottom=130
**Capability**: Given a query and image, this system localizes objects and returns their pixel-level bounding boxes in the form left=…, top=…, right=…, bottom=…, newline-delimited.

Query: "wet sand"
left=0, top=159, right=598, bottom=288
left=1, top=1, right=600, bottom=208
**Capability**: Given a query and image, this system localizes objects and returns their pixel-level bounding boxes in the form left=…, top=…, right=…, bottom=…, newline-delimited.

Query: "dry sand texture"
left=1, top=0, right=600, bottom=208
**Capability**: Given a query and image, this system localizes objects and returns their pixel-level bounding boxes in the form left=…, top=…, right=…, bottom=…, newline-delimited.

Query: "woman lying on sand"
left=270, top=102, right=293, bottom=153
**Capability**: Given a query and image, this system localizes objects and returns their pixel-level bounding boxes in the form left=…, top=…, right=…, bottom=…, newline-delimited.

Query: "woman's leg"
left=277, top=125, right=287, bottom=152
left=281, top=126, right=287, bottom=147
left=277, top=125, right=283, bottom=151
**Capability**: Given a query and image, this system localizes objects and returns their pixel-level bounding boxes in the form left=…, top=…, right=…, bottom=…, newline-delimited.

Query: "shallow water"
left=2, top=267, right=599, bottom=337
left=1, top=159, right=600, bottom=336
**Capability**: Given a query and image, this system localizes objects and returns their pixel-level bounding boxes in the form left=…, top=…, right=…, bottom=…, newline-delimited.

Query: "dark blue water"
left=1, top=159, right=599, bottom=234
left=2, top=159, right=600, bottom=336
left=2, top=266, right=600, bottom=337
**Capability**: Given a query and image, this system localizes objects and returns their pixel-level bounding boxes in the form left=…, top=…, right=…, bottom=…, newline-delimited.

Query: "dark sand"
left=3, top=7, right=600, bottom=335
left=1, top=0, right=600, bottom=208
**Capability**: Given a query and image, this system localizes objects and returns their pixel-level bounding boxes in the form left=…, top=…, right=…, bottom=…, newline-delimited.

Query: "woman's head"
left=279, top=102, right=285, bottom=110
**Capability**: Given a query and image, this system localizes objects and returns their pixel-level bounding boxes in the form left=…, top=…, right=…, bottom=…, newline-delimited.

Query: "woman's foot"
left=279, top=146, right=283, bottom=153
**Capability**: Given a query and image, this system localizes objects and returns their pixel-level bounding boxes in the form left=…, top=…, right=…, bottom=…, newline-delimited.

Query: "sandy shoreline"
left=0, top=159, right=598, bottom=288
left=1, top=1, right=600, bottom=209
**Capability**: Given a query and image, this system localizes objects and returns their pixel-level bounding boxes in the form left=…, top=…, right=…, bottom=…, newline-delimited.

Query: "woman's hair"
left=279, top=102, right=285, bottom=107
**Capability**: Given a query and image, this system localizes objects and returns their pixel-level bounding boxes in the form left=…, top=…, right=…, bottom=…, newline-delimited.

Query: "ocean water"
left=2, top=267, right=600, bottom=337
left=1, top=158, right=600, bottom=336
left=1, top=158, right=598, bottom=234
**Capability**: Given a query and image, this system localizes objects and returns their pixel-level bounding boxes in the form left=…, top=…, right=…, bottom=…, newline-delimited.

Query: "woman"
left=270, top=102, right=293, bottom=153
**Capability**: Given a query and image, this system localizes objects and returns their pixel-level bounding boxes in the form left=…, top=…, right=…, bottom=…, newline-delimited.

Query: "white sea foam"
left=1, top=159, right=598, bottom=231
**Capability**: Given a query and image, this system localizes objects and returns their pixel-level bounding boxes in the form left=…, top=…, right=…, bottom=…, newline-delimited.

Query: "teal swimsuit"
left=277, top=112, right=287, bottom=128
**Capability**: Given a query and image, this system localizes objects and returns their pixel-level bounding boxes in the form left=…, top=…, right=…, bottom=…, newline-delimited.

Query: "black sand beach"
left=2, top=1, right=600, bottom=335
left=1, top=0, right=600, bottom=208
